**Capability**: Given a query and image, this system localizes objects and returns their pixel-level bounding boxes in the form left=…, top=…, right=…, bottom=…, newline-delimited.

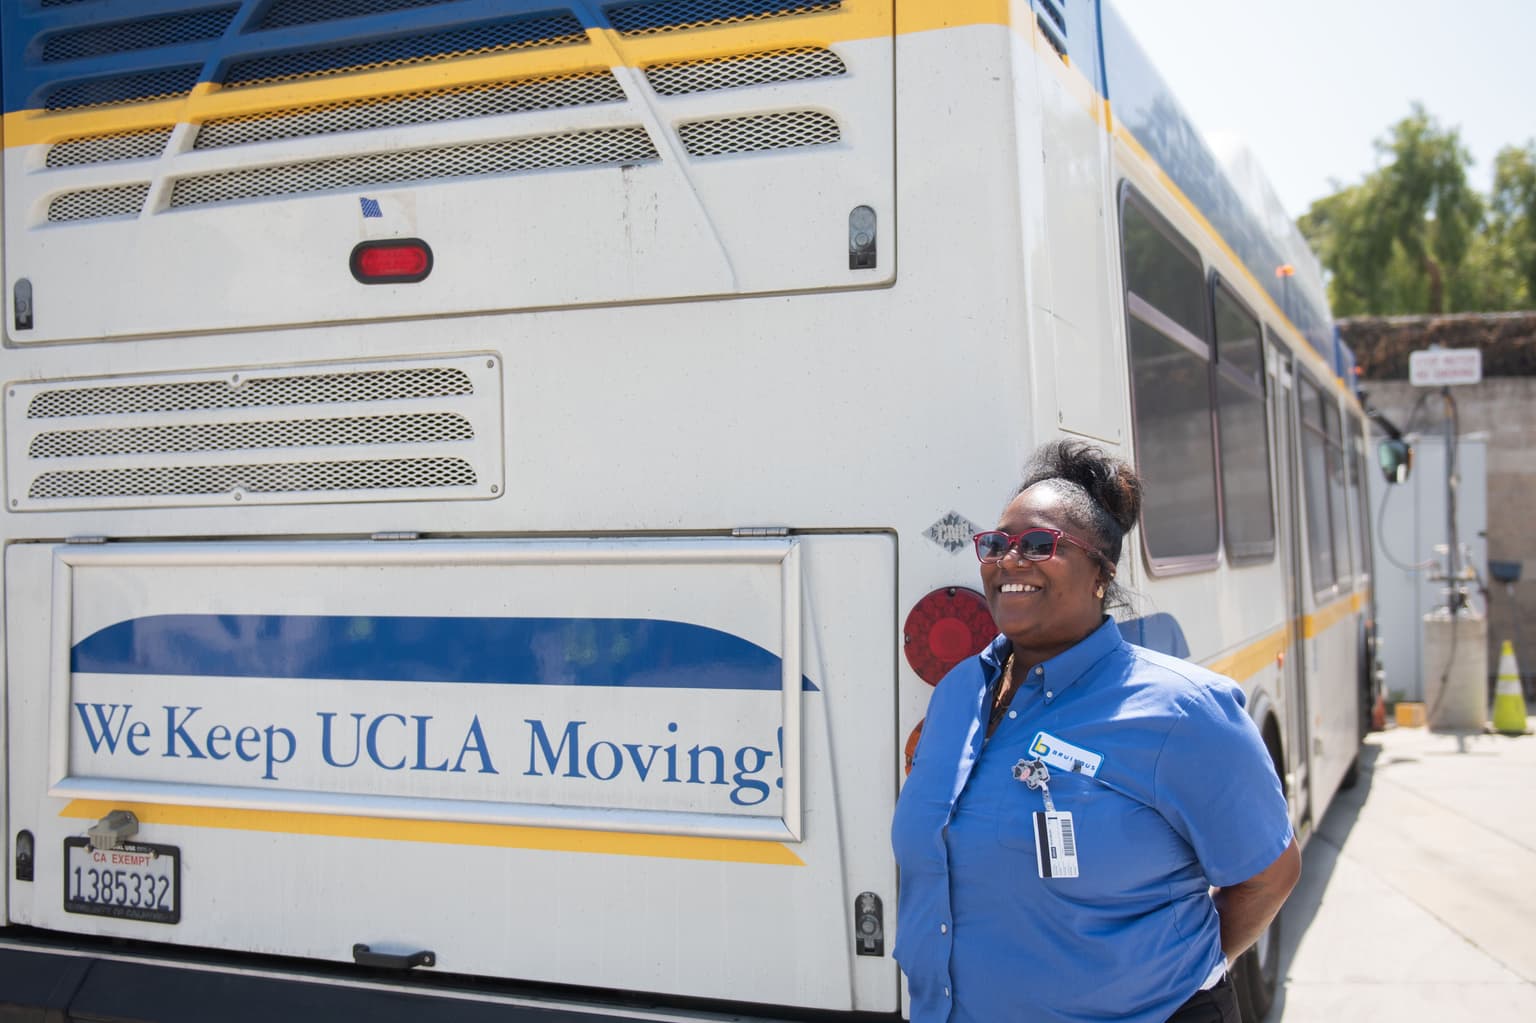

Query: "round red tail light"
left=902, top=586, right=996, bottom=685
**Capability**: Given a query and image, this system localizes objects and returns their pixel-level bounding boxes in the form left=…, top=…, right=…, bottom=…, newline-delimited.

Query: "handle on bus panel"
left=351, top=944, right=436, bottom=970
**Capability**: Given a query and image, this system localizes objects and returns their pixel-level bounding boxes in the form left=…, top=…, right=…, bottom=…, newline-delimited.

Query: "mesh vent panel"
left=196, top=73, right=624, bottom=149
left=48, top=184, right=149, bottom=222
left=27, top=368, right=473, bottom=419
left=678, top=110, right=838, bottom=157
left=171, top=128, right=657, bottom=207
left=47, top=128, right=173, bottom=167
left=30, top=413, right=474, bottom=459
left=644, top=46, right=845, bottom=95
left=604, top=0, right=840, bottom=36
left=42, top=7, right=236, bottom=62
left=259, top=0, right=458, bottom=29
left=28, top=458, right=478, bottom=499
left=224, top=12, right=585, bottom=88
left=44, top=66, right=200, bottom=111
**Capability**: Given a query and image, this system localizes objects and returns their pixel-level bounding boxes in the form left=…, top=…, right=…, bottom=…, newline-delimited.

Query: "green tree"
left=1299, top=104, right=1486, bottom=315
left=1487, top=141, right=1536, bottom=307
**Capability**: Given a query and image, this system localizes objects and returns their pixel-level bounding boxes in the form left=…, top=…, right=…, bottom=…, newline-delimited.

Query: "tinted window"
left=1324, top=399, right=1353, bottom=582
left=1213, top=283, right=1263, bottom=385
left=1298, top=374, right=1337, bottom=594
left=1122, top=201, right=1207, bottom=344
left=1128, top=316, right=1219, bottom=560
left=1122, top=191, right=1218, bottom=567
left=1212, top=283, right=1274, bottom=562
left=1349, top=416, right=1372, bottom=578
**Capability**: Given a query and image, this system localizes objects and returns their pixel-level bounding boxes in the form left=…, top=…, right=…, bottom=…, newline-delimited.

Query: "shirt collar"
left=984, top=615, right=1126, bottom=695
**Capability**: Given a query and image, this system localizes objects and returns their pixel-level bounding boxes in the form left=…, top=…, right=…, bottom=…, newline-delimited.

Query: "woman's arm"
left=1212, top=837, right=1302, bottom=960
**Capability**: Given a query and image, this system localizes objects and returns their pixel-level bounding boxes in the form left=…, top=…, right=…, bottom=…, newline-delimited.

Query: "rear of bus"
left=0, top=1, right=1084, bottom=1017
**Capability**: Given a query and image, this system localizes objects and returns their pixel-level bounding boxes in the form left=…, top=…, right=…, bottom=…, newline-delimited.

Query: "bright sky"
left=1111, top=0, right=1536, bottom=220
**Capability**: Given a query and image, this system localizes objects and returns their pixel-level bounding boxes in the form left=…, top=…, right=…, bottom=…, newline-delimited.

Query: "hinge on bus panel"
left=371, top=531, right=421, bottom=541
left=731, top=527, right=789, bottom=538
left=65, top=535, right=108, bottom=544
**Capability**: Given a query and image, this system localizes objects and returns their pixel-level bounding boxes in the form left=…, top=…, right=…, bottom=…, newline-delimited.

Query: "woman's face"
left=980, top=483, right=1109, bottom=665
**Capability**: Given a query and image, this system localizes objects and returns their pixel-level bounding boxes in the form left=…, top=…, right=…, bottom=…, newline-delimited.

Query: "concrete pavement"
left=1266, top=724, right=1536, bottom=1022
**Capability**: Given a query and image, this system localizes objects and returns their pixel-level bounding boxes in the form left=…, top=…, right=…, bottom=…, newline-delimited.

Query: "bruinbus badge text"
left=72, top=704, right=783, bottom=807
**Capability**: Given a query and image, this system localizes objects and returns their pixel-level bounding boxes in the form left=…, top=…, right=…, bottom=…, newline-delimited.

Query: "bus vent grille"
left=44, top=66, right=200, bottom=111
left=1033, top=0, right=1067, bottom=56
left=258, top=0, right=460, bottom=30
left=29, top=413, right=474, bottom=459
left=604, top=0, right=841, bottom=37
left=170, top=128, right=658, bottom=207
left=644, top=46, right=845, bottom=96
left=10, top=358, right=502, bottom=511
left=27, top=367, right=473, bottom=419
left=224, top=11, right=585, bottom=88
left=195, top=72, right=625, bottom=150
left=42, top=6, right=237, bottom=62
left=47, top=128, right=173, bottom=168
left=48, top=184, right=150, bottom=222
left=27, top=457, right=478, bottom=500
left=678, top=110, right=838, bottom=157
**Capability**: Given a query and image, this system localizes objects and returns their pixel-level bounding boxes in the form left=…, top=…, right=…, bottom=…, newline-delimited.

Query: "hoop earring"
left=1095, top=585, right=1105, bottom=599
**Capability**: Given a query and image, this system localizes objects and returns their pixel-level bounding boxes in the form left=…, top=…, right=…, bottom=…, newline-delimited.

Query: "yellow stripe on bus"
left=58, top=799, right=805, bottom=866
left=1206, top=589, right=1368, bottom=682
left=1206, top=626, right=1289, bottom=683
left=1303, top=591, right=1365, bottom=639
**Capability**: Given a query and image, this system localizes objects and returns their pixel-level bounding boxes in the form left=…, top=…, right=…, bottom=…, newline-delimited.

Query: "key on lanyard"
left=1013, top=757, right=1055, bottom=812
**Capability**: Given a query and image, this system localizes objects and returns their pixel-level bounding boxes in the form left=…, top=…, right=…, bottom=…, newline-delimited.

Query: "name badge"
left=1028, top=731, right=1103, bottom=778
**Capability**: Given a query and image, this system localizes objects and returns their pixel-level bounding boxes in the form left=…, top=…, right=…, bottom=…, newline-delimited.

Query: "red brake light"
left=903, top=587, right=997, bottom=685
left=350, top=239, right=433, bottom=284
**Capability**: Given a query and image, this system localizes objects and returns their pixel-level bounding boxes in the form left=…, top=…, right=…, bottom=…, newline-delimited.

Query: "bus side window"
left=1211, top=279, right=1275, bottom=564
left=1347, top=413, right=1372, bottom=580
left=1297, top=373, right=1339, bottom=596
left=1120, top=188, right=1219, bottom=572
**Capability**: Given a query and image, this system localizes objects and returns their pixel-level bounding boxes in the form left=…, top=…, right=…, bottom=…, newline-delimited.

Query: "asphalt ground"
left=1263, top=722, right=1536, bottom=1021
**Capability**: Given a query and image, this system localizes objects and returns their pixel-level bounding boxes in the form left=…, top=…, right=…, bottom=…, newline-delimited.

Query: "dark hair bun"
left=1018, top=438, right=1142, bottom=543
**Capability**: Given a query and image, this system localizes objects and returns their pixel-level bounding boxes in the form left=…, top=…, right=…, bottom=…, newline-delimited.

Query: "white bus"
left=0, top=1, right=1376, bottom=1019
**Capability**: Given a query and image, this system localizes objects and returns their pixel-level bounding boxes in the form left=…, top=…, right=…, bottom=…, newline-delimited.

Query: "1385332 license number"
left=63, top=838, right=180, bottom=924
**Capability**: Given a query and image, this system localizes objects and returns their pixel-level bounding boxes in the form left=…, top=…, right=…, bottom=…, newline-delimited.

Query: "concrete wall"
left=1359, top=377, right=1536, bottom=691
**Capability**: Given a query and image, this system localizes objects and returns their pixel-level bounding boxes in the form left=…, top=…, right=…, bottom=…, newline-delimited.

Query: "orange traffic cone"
left=1492, top=640, right=1529, bottom=736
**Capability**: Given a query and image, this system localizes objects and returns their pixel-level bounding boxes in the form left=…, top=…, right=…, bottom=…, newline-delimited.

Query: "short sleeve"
left=1152, top=681, right=1293, bottom=888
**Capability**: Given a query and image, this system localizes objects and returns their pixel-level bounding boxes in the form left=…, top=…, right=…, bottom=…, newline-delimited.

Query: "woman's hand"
left=1213, top=837, right=1302, bottom=960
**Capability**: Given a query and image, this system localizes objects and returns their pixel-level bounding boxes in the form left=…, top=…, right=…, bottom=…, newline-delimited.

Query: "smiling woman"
left=892, top=440, right=1302, bottom=1023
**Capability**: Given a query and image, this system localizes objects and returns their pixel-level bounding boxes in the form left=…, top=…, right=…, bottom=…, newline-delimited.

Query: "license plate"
left=63, top=838, right=180, bottom=924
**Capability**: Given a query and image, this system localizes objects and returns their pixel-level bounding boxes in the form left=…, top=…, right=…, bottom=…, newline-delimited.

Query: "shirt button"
left=944, top=987, right=951, bottom=998
left=1008, top=710, right=1017, bottom=719
left=940, top=923, right=948, bottom=934
left=1046, top=691, right=1054, bottom=699
left=1034, top=667, right=1043, bottom=675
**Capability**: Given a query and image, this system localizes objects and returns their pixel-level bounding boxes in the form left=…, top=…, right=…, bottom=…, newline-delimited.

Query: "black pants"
left=1165, top=973, right=1242, bottom=1023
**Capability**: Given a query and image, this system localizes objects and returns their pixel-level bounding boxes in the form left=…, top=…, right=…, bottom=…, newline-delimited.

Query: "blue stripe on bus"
left=71, top=613, right=819, bottom=691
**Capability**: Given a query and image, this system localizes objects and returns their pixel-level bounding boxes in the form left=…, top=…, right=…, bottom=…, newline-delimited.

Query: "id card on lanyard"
left=1014, top=757, right=1079, bottom=878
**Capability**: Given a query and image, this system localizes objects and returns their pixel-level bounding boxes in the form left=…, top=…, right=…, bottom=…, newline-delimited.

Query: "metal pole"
left=1443, top=386, right=1459, bottom=611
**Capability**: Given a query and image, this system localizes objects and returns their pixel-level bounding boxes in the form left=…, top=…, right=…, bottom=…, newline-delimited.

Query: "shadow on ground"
left=1259, top=740, right=1381, bottom=1023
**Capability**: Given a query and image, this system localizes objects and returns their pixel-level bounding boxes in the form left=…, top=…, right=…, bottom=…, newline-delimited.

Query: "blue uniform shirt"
left=891, top=617, right=1293, bottom=1023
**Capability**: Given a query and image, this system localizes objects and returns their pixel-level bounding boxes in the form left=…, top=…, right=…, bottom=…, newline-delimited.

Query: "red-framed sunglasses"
left=972, top=528, right=1106, bottom=566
